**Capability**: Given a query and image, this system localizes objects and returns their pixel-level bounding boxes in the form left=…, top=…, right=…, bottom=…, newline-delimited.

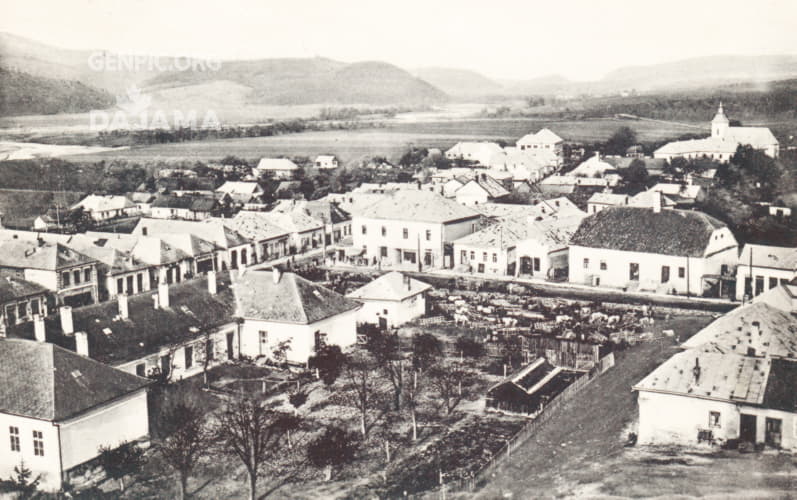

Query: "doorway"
left=739, top=414, right=757, bottom=443
left=765, top=418, right=782, bottom=448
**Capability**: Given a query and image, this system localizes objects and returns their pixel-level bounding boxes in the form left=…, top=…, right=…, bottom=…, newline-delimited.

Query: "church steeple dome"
left=711, top=102, right=729, bottom=137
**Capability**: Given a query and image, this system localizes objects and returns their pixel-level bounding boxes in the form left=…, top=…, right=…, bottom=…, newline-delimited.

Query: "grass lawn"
left=467, top=313, right=797, bottom=499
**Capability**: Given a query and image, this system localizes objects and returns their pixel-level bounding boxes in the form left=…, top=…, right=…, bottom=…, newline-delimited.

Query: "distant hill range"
left=413, top=67, right=504, bottom=97
left=0, top=32, right=447, bottom=117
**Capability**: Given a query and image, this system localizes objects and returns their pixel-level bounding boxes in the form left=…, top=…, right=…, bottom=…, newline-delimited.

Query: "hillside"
left=0, top=68, right=113, bottom=116
left=414, top=67, right=503, bottom=97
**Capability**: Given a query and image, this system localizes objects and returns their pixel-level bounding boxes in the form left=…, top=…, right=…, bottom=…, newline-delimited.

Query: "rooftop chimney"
left=75, top=331, right=89, bottom=357
left=273, top=266, right=282, bottom=284
left=158, top=283, right=170, bottom=308
left=652, top=190, right=662, bottom=213
left=692, top=357, right=701, bottom=384
left=34, top=314, right=46, bottom=342
left=207, top=270, right=218, bottom=295
left=60, top=306, right=74, bottom=335
left=118, top=294, right=129, bottom=319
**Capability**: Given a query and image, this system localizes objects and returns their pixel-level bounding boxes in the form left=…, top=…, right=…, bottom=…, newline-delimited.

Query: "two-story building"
left=0, top=274, right=51, bottom=330
left=352, top=191, right=481, bottom=270
left=735, top=244, right=797, bottom=301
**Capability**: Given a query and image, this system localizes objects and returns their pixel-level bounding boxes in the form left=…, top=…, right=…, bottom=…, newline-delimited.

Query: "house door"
left=740, top=414, right=757, bottom=443
left=629, top=263, right=640, bottom=281
left=520, top=257, right=533, bottom=275
left=226, top=332, right=235, bottom=360
left=765, top=418, right=782, bottom=448
left=661, top=266, right=670, bottom=283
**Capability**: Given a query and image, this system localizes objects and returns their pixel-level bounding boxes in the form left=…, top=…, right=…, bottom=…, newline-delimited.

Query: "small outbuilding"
left=346, top=271, right=432, bottom=328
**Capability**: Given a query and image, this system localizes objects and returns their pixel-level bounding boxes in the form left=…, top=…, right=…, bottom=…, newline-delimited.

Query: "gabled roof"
left=256, top=158, right=299, bottom=171
left=633, top=349, right=770, bottom=405
left=72, top=194, right=134, bottom=213
left=570, top=154, right=617, bottom=178
left=234, top=270, right=360, bottom=324
left=517, top=128, right=563, bottom=145
left=346, top=271, right=432, bottom=301
left=459, top=175, right=510, bottom=199
left=0, top=275, right=49, bottom=304
left=649, top=183, right=703, bottom=200
left=134, top=218, right=249, bottom=249
left=454, top=218, right=529, bottom=250
left=569, top=207, right=726, bottom=258
left=151, top=194, right=217, bottom=212
left=762, top=358, right=797, bottom=412
left=358, top=190, right=480, bottom=224
left=224, top=212, right=291, bottom=241
left=216, top=181, right=262, bottom=195
left=752, top=283, right=797, bottom=313
left=628, top=190, right=677, bottom=209
left=739, top=244, right=797, bottom=271
left=0, top=339, right=149, bottom=421
left=681, top=302, right=797, bottom=358
left=588, top=192, right=628, bottom=206
left=0, top=240, right=96, bottom=271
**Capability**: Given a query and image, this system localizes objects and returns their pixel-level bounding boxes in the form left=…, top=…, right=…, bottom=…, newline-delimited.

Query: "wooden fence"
left=413, top=352, right=615, bottom=499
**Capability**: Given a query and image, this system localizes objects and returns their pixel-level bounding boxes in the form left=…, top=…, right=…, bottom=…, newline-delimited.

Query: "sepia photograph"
left=0, top=0, right=795, bottom=498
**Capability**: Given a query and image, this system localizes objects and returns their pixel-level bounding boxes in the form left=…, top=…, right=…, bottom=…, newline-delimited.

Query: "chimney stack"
left=118, top=294, right=129, bottom=319
left=75, top=331, right=89, bottom=357
left=652, top=191, right=662, bottom=213
left=34, top=314, right=46, bottom=342
left=692, top=357, right=701, bottom=384
left=273, top=266, right=282, bottom=284
left=158, top=283, right=170, bottom=308
left=207, top=270, right=218, bottom=295
left=60, top=306, right=74, bottom=336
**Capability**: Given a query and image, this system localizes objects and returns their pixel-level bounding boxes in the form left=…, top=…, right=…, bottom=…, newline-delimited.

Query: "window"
left=482, top=252, right=487, bottom=262
left=403, top=251, right=416, bottom=264
left=380, top=246, right=387, bottom=258
left=403, top=228, right=408, bottom=239
left=492, top=253, right=497, bottom=263
left=460, top=250, right=467, bottom=263
left=137, top=273, right=143, bottom=292
left=5, top=305, right=16, bottom=325
left=136, top=363, right=146, bottom=377
left=583, top=258, right=589, bottom=269
left=30, top=299, right=39, bottom=316
left=17, top=303, right=27, bottom=321
left=361, top=225, right=367, bottom=235
left=477, top=263, right=485, bottom=273
left=84, top=268, right=91, bottom=282
left=184, top=346, right=193, bottom=369
left=33, top=430, right=44, bottom=456
left=533, top=258, right=541, bottom=272
left=769, top=277, right=778, bottom=289
left=629, top=263, right=640, bottom=281
left=424, top=251, right=433, bottom=266
left=259, top=330, right=268, bottom=354
left=206, top=339, right=214, bottom=361
left=117, top=278, right=124, bottom=293
left=314, top=331, right=328, bottom=351
left=73, top=270, right=81, bottom=285
left=755, top=276, right=764, bottom=296
left=62, top=271, right=70, bottom=286
left=708, top=411, right=721, bottom=428
left=678, top=267, right=685, bottom=278
left=425, top=230, right=431, bottom=241
left=126, top=275, right=134, bottom=294
left=9, top=426, right=20, bottom=452
left=600, top=261, right=607, bottom=271
left=661, top=266, right=670, bottom=283
left=381, top=226, right=386, bottom=237
left=470, top=251, right=475, bottom=260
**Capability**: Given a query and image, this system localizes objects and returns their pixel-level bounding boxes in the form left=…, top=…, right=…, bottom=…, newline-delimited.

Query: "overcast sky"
left=1, top=0, right=795, bottom=81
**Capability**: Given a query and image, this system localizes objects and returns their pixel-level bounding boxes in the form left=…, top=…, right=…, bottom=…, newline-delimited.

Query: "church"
left=654, top=104, right=779, bottom=162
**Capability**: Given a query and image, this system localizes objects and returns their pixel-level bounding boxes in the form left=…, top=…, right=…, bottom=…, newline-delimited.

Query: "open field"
left=470, top=314, right=797, bottom=499
left=49, top=117, right=709, bottom=166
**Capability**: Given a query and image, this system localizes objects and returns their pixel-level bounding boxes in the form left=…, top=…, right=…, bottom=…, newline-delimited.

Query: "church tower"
left=711, top=102, right=730, bottom=138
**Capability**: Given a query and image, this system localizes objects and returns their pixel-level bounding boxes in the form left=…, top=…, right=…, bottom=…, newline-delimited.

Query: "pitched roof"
left=152, top=194, right=217, bottom=211
left=0, top=339, right=149, bottom=421
left=358, top=190, right=480, bottom=224
left=654, top=137, right=740, bottom=156
left=454, top=218, right=529, bottom=250
left=569, top=207, right=726, bottom=257
left=7, top=276, right=237, bottom=366
left=762, top=358, right=797, bottom=412
left=346, top=271, right=432, bottom=301
left=460, top=175, right=510, bottom=199
left=224, top=212, right=291, bottom=241
left=72, top=194, right=134, bottom=213
left=0, top=240, right=96, bottom=271
left=256, top=158, right=299, bottom=171
left=0, top=275, right=49, bottom=304
left=588, top=192, right=628, bottom=206
left=649, top=183, right=703, bottom=200
left=570, top=154, right=617, bottom=178
left=752, top=283, right=797, bottom=312
left=518, top=128, right=563, bottom=145
left=739, top=244, right=797, bottom=271
left=134, top=218, right=249, bottom=249
left=216, top=181, right=262, bottom=195
left=633, top=349, right=770, bottom=405
left=233, top=270, right=360, bottom=324
left=628, top=190, right=677, bottom=209
left=681, top=302, right=797, bottom=358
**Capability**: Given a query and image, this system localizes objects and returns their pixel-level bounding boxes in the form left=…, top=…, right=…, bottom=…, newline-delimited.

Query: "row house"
left=150, top=194, right=218, bottom=221
left=736, top=244, right=797, bottom=301
left=453, top=218, right=527, bottom=276
left=272, top=199, right=352, bottom=245
left=70, top=194, right=138, bottom=221
left=223, top=212, right=291, bottom=263
left=0, top=239, right=98, bottom=306
left=0, top=274, right=50, bottom=329
left=569, top=206, right=738, bottom=296
left=235, top=210, right=324, bottom=254
left=351, top=190, right=481, bottom=270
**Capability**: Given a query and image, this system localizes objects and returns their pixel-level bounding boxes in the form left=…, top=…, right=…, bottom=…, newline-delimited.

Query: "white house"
left=71, top=195, right=138, bottom=221
left=453, top=218, right=527, bottom=276
left=445, top=142, right=503, bottom=166
left=654, top=103, right=780, bottom=161
left=648, top=183, right=705, bottom=206
left=254, top=158, right=300, bottom=179
left=215, top=181, right=264, bottom=205
left=569, top=207, right=738, bottom=295
left=586, top=192, right=629, bottom=214
left=234, top=269, right=361, bottom=364
left=346, top=271, right=432, bottom=328
left=569, top=152, right=618, bottom=179
left=516, top=128, right=563, bottom=154
left=736, top=244, right=797, bottom=301
left=455, top=174, right=510, bottom=206
left=635, top=301, right=797, bottom=450
left=0, top=339, right=150, bottom=491
left=150, top=195, right=217, bottom=221
left=314, top=155, right=339, bottom=169
left=515, top=214, right=586, bottom=280
left=352, top=190, right=481, bottom=270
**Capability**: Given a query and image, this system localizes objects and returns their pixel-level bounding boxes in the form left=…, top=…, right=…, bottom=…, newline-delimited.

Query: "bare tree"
left=97, top=441, right=144, bottom=493
left=428, top=361, right=473, bottom=415
left=403, top=368, right=424, bottom=441
left=365, top=329, right=405, bottom=411
left=158, top=401, right=213, bottom=500
left=216, top=396, right=290, bottom=500
left=342, top=352, right=380, bottom=437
